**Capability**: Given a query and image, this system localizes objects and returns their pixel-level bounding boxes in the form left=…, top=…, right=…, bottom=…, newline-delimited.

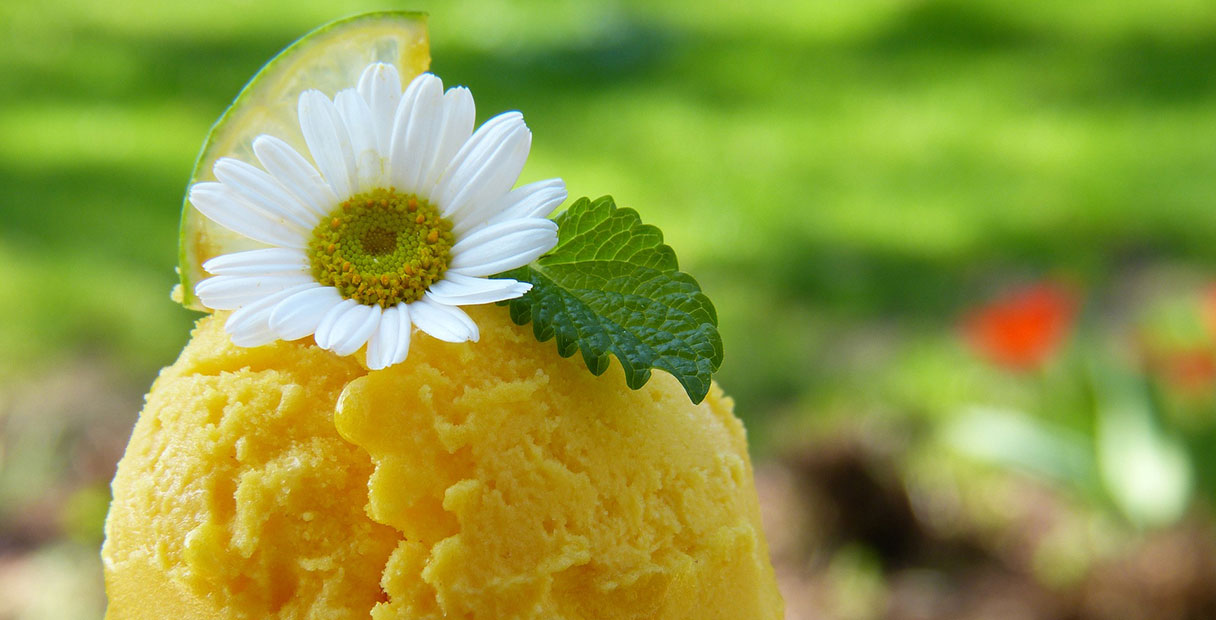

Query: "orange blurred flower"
left=962, top=282, right=1078, bottom=371
left=1141, top=284, right=1216, bottom=398
left=1152, top=349, right=1216, bottom=396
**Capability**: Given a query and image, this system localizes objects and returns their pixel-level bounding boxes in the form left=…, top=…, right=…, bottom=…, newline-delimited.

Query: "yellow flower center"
left=308, top=188, right=455, bottom=307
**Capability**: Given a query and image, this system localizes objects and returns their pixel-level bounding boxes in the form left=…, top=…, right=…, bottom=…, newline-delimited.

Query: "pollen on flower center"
left=308, top=188, right=455, bottom=307
left=361, top=226, right=397, bottom=255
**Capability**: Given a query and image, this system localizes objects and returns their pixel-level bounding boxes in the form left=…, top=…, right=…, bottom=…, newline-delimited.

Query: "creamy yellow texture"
left=103, top=306, right=783, bottom=619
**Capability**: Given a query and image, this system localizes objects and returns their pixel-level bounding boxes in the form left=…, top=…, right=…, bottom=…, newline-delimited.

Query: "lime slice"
left=176, top=12, right=431, bottom=311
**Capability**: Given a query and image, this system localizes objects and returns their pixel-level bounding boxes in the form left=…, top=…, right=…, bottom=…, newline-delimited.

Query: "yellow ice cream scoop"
left=105, top=10, right=781, bottom=618
left=103, top=306, right=783, bottom=618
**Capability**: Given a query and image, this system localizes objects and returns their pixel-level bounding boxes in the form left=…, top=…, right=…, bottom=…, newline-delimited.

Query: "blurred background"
left=5, top=0, right=1216, bottom=617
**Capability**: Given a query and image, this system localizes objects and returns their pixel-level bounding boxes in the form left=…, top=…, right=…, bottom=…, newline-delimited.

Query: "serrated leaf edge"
left=498, top=196, right=722, bottom=404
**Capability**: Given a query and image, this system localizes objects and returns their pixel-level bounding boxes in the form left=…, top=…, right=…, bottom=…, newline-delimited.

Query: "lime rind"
left=177, top=12, right=430, bottom=311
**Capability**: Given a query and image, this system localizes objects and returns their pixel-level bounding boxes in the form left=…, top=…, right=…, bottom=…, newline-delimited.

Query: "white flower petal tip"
left=483, top=178, right=568, bottom=227
left=191, top=62, right=555, bottom=367
left=411, top=297, right=480, bottom=344
left=366, top=303, right=412, bottom=370
left=195, top=273, right=314, bottom=310
left=449, top=218, right=558, bottom=276
left=189, top=182, right=309, bottom=248
left=269, top=286, right=343, bottom=341
left=435, top=112, right=533, bottom=228
left=201, top=248, right=309, bottom=276
left=223, top=282, right=318, bottom=346
left=426, top=273, right=532, bottom=306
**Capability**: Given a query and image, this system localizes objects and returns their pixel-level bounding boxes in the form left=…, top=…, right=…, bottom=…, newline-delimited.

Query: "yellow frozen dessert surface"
left=101, top=315, right=396, bottom=618
left=103, top=306, right=783, bottom=619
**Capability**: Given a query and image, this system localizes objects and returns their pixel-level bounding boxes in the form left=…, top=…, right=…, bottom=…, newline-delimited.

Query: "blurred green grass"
left=7, top=0, right=1216, bottom=617
left=7, top=0, right=1216, bottom=426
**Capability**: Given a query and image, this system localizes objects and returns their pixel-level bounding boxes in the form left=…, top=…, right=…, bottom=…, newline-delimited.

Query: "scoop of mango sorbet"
left=102, top=306, right=782, bottom=619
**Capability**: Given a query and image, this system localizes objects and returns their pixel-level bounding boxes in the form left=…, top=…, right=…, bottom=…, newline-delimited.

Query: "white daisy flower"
left=191, top=63, right=565, bottom=369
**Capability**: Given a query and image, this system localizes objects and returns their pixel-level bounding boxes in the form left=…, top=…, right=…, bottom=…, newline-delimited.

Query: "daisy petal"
left=195, top=273, right=315, bottom=310
left=434, top=111, right=531, bottom=226
left=320, top=302, right=382, bottom=357
left=389, top=73, right=444, bottom=193
left=335, top=88, right=383, bottom=191
left=365, top=310, right=392, bottom=370
left=313, top=299, right=358, bottom=350
left=252, top=135, right=338, bottom=217
left=202, top=248, right=309, bottom=276
left=449, top=218, right=558, bottom=276
left=356, top=62, right=402, bottom=154
left=482, top=178, right=568, bottom=228
left=334, top=304, right=383, bottom=357
left=225, top=282, right=317, bottom=346
left=410, top=296, right=478, bottom=343
left=366, top=302, right=411, bottom=370
left=390, top=302, right=412, bottom=364
left=212, top=158, right=319, bottom=230
left=365, top=333, right=384, bottom=369
left=417, top=86, right=475, bottom=196
left=227, top=321, right=278, bottom=348
left=189, top=182, right=309, bottom=248
left=299, top=89, right=358, bottom=200
left=426, top=273, right=532, bottom=306
left=451, top=216, right=556, bottom=254
left=268, top=285, right=343, bottom=341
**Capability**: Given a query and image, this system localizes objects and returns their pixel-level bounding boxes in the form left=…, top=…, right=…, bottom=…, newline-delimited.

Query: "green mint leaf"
left=498, top=196, right=723, bottom=404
